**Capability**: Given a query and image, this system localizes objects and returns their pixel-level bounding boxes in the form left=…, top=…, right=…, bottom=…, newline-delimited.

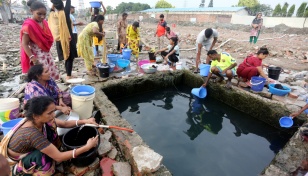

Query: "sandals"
left=193, top=68, right=200, bottom=73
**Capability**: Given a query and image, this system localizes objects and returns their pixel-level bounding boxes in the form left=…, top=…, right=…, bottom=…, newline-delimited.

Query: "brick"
left=70, top=158, right=100, bottom=176
left=112, top=162, right=131, bottom=176
left=100, top=158, right=116, bottom=176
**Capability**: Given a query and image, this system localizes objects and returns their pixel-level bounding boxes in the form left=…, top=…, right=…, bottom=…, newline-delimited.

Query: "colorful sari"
left=126, top=25, right=140, bottom=58
left=20, top=19, right=59, bottom=80
left=0, top=118, right=60, bottom=176
left=24, top=79, right=71, bottom=105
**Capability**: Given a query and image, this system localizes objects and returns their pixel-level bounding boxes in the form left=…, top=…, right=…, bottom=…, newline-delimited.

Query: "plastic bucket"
left=89, top=1, right=101, bottom=8
left=96, top=63, right=110, bottom=78
left=0, top=98, right=20, bottom=125
left=148, top=52, right=156, bottom=63
left=268, top=67, right=282, bottom=80
left=176, top=62, right=183, bottom=70
left=122, top=49, right=132, bottom=60
left=199, top=64, right=211, bottom=76
left=250, top=76, right=266, bottom=92
left=1, top=118, right=23, bottom=136
left=62, top=126, right=99, bottom=167
left=107, top=54, right=122, bottom=65
left=279, top=116, right=293, bottom=128
left=191, top=86, right=207, bottom=98
left=138, top=60, right=150, bottom=67
left=71, top=85, right=95, bottom=119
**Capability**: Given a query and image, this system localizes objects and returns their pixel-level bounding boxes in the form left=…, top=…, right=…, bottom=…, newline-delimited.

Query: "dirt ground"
left=110, top=21, right=308, bottom=71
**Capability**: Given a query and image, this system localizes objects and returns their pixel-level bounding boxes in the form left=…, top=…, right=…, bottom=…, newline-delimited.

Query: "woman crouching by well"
left=0, top=96, right=98, bottom=175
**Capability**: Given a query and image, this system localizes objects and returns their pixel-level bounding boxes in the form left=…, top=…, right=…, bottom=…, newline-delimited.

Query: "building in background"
left=79, top=0, right=85, bottom=10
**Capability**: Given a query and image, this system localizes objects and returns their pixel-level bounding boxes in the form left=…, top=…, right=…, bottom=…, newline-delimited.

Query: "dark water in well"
left=113, top=86, right=292, bottom=176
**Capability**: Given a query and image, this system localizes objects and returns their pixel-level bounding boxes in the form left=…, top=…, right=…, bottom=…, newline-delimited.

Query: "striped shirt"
left=9, top=127, right=50, bottom=153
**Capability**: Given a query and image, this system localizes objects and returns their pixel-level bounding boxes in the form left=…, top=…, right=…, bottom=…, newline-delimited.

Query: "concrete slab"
left=132, top=145, right=163, bottom=173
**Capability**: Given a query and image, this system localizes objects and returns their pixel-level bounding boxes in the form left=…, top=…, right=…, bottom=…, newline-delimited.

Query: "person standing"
left=77, top=15, right=105, bottom=75
left=90, top=1, right=106, bottom=56
left=70, top=5, right=84, bottom=45
left=154, top=14, right=167, bottom=50
left=249, top=12, right=263, bottom=45
left=126, top=21, right=140, bottom=61
left=195, top=28, right=218, bottom=73
left=20, top=0, right=59, bottom=80
left=117, top=12, right=128, bottom=51
left=48, top=0, right=77, bottom=81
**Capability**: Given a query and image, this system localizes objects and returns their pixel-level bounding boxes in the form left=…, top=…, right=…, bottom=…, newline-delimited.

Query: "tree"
left=281, top=2, right=288, bottom=17
left=208, top=0, right=213, bottom=7
left=296, top=2, right=307, bottom=17
left=155, top=0, right=173, bottom=8
left=272, top=4, right=281, bottom=17
left=106, top=6, right=113, bottom=14
left=287, top=4, right=295, bottom=17
left=248, top=4, right=272, bottom=16
left=304, top=6, right=308, bottom=17
left=237, top=0, right=259, bottom=8
left=113, top=2, right=150, bottom=14
left=199, top=0, right=205, bottom=8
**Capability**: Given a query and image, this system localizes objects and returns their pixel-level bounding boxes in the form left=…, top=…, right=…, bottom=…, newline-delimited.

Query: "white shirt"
left=167, top=45, right=180, bottom=58
left=196, top=29, right=218, bottom=46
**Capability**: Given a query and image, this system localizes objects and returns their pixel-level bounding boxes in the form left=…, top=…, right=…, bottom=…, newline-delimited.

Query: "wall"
left=231, top=14, right=308, bottom=28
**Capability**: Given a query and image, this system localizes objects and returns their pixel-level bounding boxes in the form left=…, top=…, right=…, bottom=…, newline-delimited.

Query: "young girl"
left=237, top=47, right=273, bottom=87
left=155, top=37, right=179, bottom=66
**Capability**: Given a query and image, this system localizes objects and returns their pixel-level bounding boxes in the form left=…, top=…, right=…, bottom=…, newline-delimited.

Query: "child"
left=155, top=37, right=179, bottom=66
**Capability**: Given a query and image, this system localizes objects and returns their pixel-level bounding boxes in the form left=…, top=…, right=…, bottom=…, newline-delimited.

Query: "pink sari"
left=20, top=19, right=59, bottom=80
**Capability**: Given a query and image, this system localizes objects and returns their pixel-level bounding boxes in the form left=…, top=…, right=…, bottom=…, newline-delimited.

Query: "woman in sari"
left=0, top=96, right=98, bottom=175
left=117, top=13, right=128, bottom=51
left=126, top=21, right=140, bottom=61
left=24, top=64, right=71, bottom=115
left=20, top=0, right=59, bottom=80
left=77, top=15, right=105, bottom=75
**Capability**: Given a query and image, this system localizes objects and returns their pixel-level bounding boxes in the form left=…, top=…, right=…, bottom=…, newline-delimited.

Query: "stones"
left=112, top=162, right=131, bottom=176
left=98, top=131, right=113, bottom=156
left=132, top=145, right=163, bottom=173
left=107, top=148, right=118, bottom=159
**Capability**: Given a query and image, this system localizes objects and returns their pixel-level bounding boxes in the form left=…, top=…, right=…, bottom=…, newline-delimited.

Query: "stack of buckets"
left=71, top=85, right=95, bottom=119
left=0, top=98, right=20, bottom=135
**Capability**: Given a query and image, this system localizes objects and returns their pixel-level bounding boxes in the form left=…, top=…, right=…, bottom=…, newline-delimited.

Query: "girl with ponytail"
left=154, top=37, right=180, bottom=66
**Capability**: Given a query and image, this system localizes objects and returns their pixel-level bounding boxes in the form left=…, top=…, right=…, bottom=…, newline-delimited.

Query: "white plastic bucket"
left=176, top=62, right=183, bottom=70
left=0, top=98, right=20, bottom=125
left=71, top=93, right=95, bottom=120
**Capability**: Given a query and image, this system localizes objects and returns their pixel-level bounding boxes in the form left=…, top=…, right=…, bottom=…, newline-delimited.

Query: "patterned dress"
left=77, top=22, right=99, bottom=71
left=30, top=42, right=59, bottom=80
left=126, top=25, right=140, bottom=58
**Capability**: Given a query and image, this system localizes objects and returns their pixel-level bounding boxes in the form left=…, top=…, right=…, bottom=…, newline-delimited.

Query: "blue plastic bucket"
left=199, top=64, right=211, bottom=76
left=71, top=85, right=95, bottom=96
left=250, top=76, right=266, bottom=92
left=89, top=1, right=101, bottom=8
left=1, top=118, right=23, bottom=136
left=122, top=49, right=132, bottom=60
left=107, top=54, right=122, bottom=65
left=191, top=86, right=207, bottom=98
left=279, top=116, right=293, bottom=128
